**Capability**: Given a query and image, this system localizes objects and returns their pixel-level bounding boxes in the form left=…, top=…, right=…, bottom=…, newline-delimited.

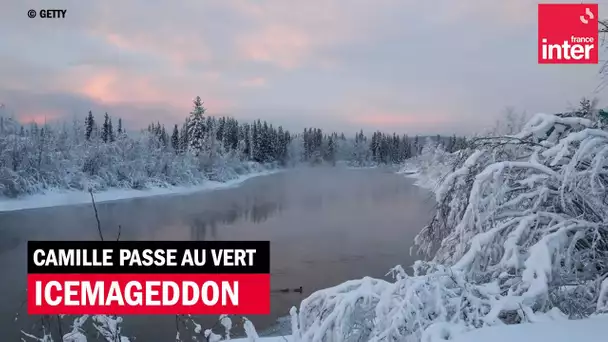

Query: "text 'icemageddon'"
left=27, top=241, right=270, bottom=315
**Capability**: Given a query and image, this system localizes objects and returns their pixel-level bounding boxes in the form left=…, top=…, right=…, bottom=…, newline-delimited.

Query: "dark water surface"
left=0, top=167, right=434, bottom=340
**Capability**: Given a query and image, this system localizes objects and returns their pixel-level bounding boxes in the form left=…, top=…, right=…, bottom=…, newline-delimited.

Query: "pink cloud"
left=97, top=30, right=212, bottom=72
left=71, top=69, right=166, bottom=106
left=338, top=91, right=459, bottom=132
left=237, top=25, right=312, bottom=69
left=105, top=33, right=132, bottom=50
left=227, top=1, right=371, bottom=69
left=79, top=71, right=118, bottom=102
left=53, top=66, right=233, bottom=120
left=18, top=110, right=62, bottom=124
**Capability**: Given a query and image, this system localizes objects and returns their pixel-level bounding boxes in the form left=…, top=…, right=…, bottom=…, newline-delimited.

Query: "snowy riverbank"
left=391, top=113, right=608, bottom=342
left=450, top=314, right=608, bottom=342
left=397, top=139, right=459, bottom=194
left=236, top=314, right=608, bottom=342
left=0, top=169, right=280, bottom=212
left=398, top=165, right=445, bottom=194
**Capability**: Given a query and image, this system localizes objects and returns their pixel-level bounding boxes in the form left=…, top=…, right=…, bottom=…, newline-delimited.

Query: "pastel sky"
left=1, top=0, right=607, bottom=135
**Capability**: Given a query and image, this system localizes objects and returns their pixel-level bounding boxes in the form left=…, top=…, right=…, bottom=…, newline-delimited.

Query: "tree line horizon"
left=1, top=96, right=467, bottom=167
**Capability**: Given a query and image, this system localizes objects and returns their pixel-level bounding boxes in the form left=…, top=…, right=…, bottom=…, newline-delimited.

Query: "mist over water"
left=0, top=167, right=434, bottom=340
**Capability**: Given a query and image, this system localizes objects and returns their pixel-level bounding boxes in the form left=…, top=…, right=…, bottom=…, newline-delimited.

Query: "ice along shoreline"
left=0, top=170, right=281, bottom=213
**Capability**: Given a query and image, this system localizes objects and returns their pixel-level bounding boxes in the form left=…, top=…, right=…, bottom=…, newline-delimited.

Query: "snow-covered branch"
left=292, top=111, right=608, bottom=341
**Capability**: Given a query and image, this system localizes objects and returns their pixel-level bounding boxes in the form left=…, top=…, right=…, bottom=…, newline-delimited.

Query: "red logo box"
left=538, top=3, right=599, bottom=64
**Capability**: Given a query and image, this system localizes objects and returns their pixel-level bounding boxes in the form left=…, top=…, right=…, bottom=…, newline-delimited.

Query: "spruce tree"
left=160, top=125, right=168, bottom=147
left=303, top=128, right=309, bottom=160
left=276, top=126, right=285, bottom=164
left=85, top=111, right=95, bottom=141
left=109, top=118, right=115, bottom=142
left=370, top=132, right=378, bottom=162
left=117, top=118, right=123, bottom=135
left=30, top=123, right=39, bottom=137
left=252, top=120, right=261, bottom=162
left=327, top=135, right=336, bottom=165
left=245, top=123, right=252, bottom=159
left=102, top=112, right=110, bottom=143
left=413, top=135, right=420, bottom=156
left=180, top=119, right=189, bottom=152
left=187, top=96, right=206, bottom=154
left=448, top=134, right=456, bottom=152
left=261, top=121, right=271, bottom=162
left=392, top=133, right=400, bottom=163
left=401, top=135, right=409, bottom=160
left=216, top=117, right=225, bottom=143
left=171, top=124, right=179, bottom=152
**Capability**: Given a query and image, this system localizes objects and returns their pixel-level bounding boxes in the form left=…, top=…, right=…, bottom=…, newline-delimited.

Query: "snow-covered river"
left=0, top=167, right=433, bottom=340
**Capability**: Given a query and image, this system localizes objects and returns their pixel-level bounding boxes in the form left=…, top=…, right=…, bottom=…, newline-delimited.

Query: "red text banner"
left=28, top=273, right=270, bottom=315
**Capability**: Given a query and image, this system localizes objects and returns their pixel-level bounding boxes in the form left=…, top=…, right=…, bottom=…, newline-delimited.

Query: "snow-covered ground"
left=230, top=337, right=294, bottom=342
left=451, top=315, right=608, bottom=342
left=0, top=170, right=279, bottom=212
left=397, top=138, right=458, bottom=193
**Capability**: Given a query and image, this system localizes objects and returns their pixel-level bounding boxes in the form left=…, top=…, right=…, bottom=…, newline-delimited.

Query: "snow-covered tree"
left=102, top=112, right=111, bottom=143
left=489, top=106, right=529, bottom=136
left=291, top=106, right=608, bottom=341
left=171, top=124, right=179, bottom=152
left=573, top=97, right=599, bottom=120
left=350, top=130, right=369, bottom=166
left=85, top=111, right=95, bottom=141
left=187, top=96, right=206, bottom=155
left=109, top=118, right=115, bottom=142
left=117, top=118, right=123, bottom=135
left=180, top=119, right=189, bottom=153
left=326, top=134, right=336, bottom=165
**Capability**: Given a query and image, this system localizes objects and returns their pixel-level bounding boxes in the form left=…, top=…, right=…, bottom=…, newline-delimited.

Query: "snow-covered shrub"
left=21, top=314, right=131, bottom=342
left=400, top=138, right=460, bottom=191
left=0, top=121, right=271, bottom=198
left=291, top=112, right=608, bottom=341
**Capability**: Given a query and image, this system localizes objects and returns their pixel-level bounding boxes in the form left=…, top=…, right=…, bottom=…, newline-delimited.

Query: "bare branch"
left=89, top=189, right=104, bottom=241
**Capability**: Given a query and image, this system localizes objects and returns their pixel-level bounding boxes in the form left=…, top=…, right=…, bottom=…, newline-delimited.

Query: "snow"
left=396, top=167, right=418, bottom=175
left=0, top=170, right=279, bottom=212
left=345, top=165, right=378, bottom=170
left=15, top=108, right=608, bottom=342
left=451, top=315, right=608, bottom=342
left=229, top=336, right=294, bottom=342
left=398, top=137, right=460, bottom=192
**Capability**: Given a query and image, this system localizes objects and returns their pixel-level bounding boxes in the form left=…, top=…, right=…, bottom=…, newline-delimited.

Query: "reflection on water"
left=190, top=201, right=284, bottom=241
left=0, top=167, right=434, bottom=341
left=0, top=229, right=21, bottom=255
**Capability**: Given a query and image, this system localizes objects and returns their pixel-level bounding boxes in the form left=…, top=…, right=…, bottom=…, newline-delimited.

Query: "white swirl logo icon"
left=580, top=7, right=594, bottom=24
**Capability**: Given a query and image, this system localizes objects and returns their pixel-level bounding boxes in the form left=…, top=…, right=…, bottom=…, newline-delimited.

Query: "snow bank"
left=229, top=336, right=294, bottom=342
left=398, top=138, right=459, bottom=192
left=451, top=315, right=608, bottom=342
left=0, top=170, right=279, bottom=212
